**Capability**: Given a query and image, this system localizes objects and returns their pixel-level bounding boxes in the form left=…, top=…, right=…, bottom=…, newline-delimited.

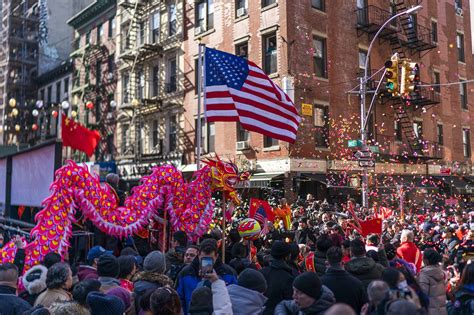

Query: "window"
left=237, top=122, right=249, bottom=141
left=195, top=0, right=214, bottom=32
left=455, top=0, right=463, bottom=10
left=236, top=0, right=248, bottom=17
left=431, top=21, right=437, bottom=43
left=64, top=78, right=69, bottom=95
left=314, top=105, right=328, bottom=147
left=358, top=49, right=367, bottom=71
left=433, top=71, right=440, bottom=93
left=169, top=4, right=177, bottom=36
left=151, top=119, right=162, bottom=154
left=108, top=17, right=115, bottom=38
left=168, top=115, right=178, bottom=152
left=56, top=81, right=61, bottom=103
left=235, top=41, right=248, bottom=59
left=413, top=121, right=423, bottom=138
left=137, top=70, right=145, bottom=99
left=460, top=79, right=468, bottom=110
left=262, top=0, right=276, bottom=7
left=264, top=136, right=278, bottom=148
left=463, top=128, right=471, bottom=158
left=152, top=12, right=160, bottom=43
left=138, top=21, right=145, bottom=45
left=97, top=24, right=103, bottom=43
left=166, top=57, right=177, bottom=93
left=311, top=0, right=325, bottom=11
left=40, top=89, right=45, bottom=102
left=85, top=31, right=91, bottom=44
left=437, top=124, right=443, bottom=145
left=394, top=120, right=402, bottom=141
left=121, top=24, right=130, bottom=52
left=152, top=65, right=159, bottom=97
left=357, top=0, right=368, bottom=25
left=121, top=124, right=129, bottom=154
left=457, top=32, right=465, bottom=62
left=85, top=65, right=90, bottom=83
left=108, top=54, right=115, bottom=75
left=95, top=61, right=102, bottom=86
left=122, top=74, right=129, bottom=103
left=47, top=86, right=52, bottom=104
left=208, top=122, right=215, bottom=152
left=313, top=36, right=327, bottom=78
left=263, top=33, right=277, bottom=74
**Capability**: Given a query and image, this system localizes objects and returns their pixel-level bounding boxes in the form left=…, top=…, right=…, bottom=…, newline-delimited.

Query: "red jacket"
left=397, top=241, right=422, bottom=273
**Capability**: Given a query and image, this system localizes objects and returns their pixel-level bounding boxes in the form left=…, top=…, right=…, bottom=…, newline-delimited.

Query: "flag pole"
left=222, top=193, right=226, bottom=262
left=196, top=44, right=206, bottom=170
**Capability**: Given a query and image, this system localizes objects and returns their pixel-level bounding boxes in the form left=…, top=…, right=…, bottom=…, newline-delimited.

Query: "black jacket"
left=260, top=259, right=295, bottom=315
left=313, top=250, right=328, bottom=277
left=0, top=285, right=31, bottom=315
left=274, top=285, right=335, bottom=315
left=321, top=267, right=368, bottom=313
left=344, top=257, right=385, bottom=289
left=294, top=228, right=316, bottom=245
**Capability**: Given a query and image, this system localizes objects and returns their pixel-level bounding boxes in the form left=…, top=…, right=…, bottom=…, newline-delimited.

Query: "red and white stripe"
left=205, top=61, right=301, bottom=143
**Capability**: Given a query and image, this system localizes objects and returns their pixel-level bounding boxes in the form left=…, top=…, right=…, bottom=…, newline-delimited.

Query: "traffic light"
left=385, top=59, right=399, bottom=97
left=400, top=62, right=420, bottom=96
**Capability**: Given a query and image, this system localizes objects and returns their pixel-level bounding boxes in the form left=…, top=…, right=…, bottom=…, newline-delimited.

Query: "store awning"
left=300, top=173, right=327, bottom=185
left=237, top=172, right=284, bottom=188
left=433, top=176, right=474, bottom=194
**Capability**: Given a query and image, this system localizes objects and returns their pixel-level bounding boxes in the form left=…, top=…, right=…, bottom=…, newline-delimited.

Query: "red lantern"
left=52, top=110, right=58, bottom=118
left=32, top=123, right=38, bottom=131
left=86, top=101, right=94, bottom=110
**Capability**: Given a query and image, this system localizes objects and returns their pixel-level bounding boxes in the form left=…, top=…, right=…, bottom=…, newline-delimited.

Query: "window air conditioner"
left=236, top=141, right=250, bottom=150
left=236, top=8, right=247, bottom=17
left=456, top=8, right=463, bottom=16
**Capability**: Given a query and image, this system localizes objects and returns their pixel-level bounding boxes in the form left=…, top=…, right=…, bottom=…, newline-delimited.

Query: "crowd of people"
left=0, top=195, right=473, bottom=315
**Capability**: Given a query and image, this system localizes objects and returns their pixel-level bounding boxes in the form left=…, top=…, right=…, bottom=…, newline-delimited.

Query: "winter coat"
left=0, top=285, right=32, bottom=315
left=397, top=241, right=422, bottom=272
left=321, top=267, right=368, bottom=313
left=176, top=257, right=237, bottom=315
left=20, top=264, right=47, bottom=305
left=447, top=284, right=474, bottom=315
left=34, top=288, right=72, bottom=308
left=260, top=259, right=295, bottom=315
left=132, top=271, right=173, bottom=313
left=211, top=279, right=233, bottom=315
left=274, top=285, right=335, bottom=315
left=98, top=276, right=121, bottom=292
left=418, top=265, right=447, bottom=315
left=227, top=284, right=267, bottom=315
left=313, top=251, right=327, bottom=277
left=77, top=265, right=98, bottom=281
left=344, top=256, right=385, bottom=289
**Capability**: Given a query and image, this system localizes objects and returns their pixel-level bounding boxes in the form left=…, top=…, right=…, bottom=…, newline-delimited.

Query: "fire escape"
left=356, top=0, right=441, bottom=160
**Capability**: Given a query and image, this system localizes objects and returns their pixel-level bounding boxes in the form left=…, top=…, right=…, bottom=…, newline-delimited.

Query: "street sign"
left=348, top=140, right=362, bottom=148
left=369, top=146, right=379, bottom=153
left=359, top=160, right=375, bottom=168
left=354, top=150, right=372, bottom=159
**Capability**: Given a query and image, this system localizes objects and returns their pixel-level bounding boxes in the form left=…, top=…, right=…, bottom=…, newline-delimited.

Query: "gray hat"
left=143, top=251, right=166, bottom=273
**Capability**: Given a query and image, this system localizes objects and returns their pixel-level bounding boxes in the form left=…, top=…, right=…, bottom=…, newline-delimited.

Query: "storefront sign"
left=301, top=103, right=313, bottom=116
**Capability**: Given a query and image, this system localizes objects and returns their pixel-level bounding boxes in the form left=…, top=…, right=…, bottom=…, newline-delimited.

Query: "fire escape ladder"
left=393, top=100, right=424, bottom=157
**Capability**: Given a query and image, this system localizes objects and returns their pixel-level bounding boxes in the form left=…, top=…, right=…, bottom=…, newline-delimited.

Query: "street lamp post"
left=359, top=5, right=422, bottom=209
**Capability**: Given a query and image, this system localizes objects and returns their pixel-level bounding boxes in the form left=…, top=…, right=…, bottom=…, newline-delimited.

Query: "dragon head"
left=202, top=156, right=250, bottom=205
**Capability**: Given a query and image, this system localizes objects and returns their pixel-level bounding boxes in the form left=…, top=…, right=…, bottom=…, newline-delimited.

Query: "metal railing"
left=376, top=134, right=444, bottom=159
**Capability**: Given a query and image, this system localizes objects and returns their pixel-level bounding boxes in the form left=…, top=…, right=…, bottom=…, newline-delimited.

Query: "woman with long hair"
left=150, top=287, right=182, bottom=315
left=418, top=248, right=447, bottom=315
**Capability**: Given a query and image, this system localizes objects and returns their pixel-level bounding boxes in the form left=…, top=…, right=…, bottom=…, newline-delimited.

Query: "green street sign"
left=369, top=146, right=379, bottom=153
left=348, top=140, right=362, bottom=148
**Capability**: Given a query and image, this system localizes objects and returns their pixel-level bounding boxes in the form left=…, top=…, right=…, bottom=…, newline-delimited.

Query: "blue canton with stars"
left=205, top=48, right=249, bottom=90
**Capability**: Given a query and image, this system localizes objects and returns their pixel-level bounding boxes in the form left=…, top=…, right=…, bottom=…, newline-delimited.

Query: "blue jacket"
left=176, top=257, right=237, bottom=314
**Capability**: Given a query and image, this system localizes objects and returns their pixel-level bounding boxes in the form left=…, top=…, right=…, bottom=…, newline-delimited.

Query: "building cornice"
left=67, top=0, right=116, bottom=29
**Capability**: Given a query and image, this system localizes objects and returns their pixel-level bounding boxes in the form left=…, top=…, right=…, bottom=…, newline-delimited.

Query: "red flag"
left=380, top=207, right=393, bottom=219
left=18, top=206, right=25, bottom=220
left=62, top=114, right=101, bottom=157
left=249, top=198, right=275, bottom=222
left=204, top=48, right=301, bottom=143
left=359, top=218, right=382, bottom=237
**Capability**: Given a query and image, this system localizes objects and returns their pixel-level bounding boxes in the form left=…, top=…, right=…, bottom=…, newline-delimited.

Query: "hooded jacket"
left=176, top=257, right=237, bottom=315
left=20, top=264, right=47, bottom=305
left=418, top=265, right=447, bottom=315
left=274, top=285, right=335, bottom=315
left=227, top=284, right=268, bottom=315
left=0, top=285, right=32, bottom=315
left=344, top=256, right=385, bottom=289
left=397, top=241, right=422, bottom=272
left=260, top=259, right=295, bottom=315
left=133, top=271, right=173, bottom=313
left=77, top=265, right=98, bottom=281
left=312, top=251, right=327, bottom=277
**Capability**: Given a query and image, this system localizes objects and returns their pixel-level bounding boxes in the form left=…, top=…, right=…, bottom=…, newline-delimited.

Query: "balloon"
left=61, top=101, right=70, bottom=110
left=14, top=124, right=20, bottom=132
left=11, top=108, right=19, bottom=116
left=32, top=123, right=38, bottom=131
left=32, top=109, right=39, bottom=117
left=86, top=101, right=94, bottom=109
left=52, top=110, right=58, bottom=118
left=36, top=100, right=44, bottom=108
left=71, top=110, right=77, bottom=118
left=9, top=98, right=16, bottom=107
left=110, top=100, right=117, bottom=108
left=238, top=218, right=261, bottom=240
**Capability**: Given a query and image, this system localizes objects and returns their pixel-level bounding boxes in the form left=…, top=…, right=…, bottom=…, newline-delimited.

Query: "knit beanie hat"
left=189, top=286, right=213, bottom=314
left=238, top=268, right=267, bottom=293
left=143, top=251, right=166, bottom=273
left=271, top=240, right=290, bottom=258
left=97, top=254, right=120, bottom=278
left=293, top=272, right=322, bottom=299
left=107, top=287, right=131, bottom=310
left=87, top=291, right=125, bottom=315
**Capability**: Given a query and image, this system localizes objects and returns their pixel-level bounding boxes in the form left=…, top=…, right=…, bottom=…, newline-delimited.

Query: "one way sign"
left=354, top=150, right=372, bottom=160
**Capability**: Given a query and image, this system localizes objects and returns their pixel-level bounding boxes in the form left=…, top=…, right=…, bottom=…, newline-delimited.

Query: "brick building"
left=68, top=0, right=118, bottom=161
left=177, top=0, right=473, bottom=206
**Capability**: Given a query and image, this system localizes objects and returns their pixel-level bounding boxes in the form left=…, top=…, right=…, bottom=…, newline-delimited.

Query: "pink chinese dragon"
left=0, top=157, right=249, bottom=270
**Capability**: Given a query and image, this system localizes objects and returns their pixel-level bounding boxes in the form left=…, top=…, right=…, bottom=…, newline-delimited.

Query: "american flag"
left=204, top=47, right=301, bottom=143
left=249, top=199, right=274, bottom=235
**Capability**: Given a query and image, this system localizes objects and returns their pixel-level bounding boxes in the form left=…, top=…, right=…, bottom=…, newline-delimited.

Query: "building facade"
left=115, top=0, right=185, bottom=183
left=68, top=0, right=118, bottom=162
